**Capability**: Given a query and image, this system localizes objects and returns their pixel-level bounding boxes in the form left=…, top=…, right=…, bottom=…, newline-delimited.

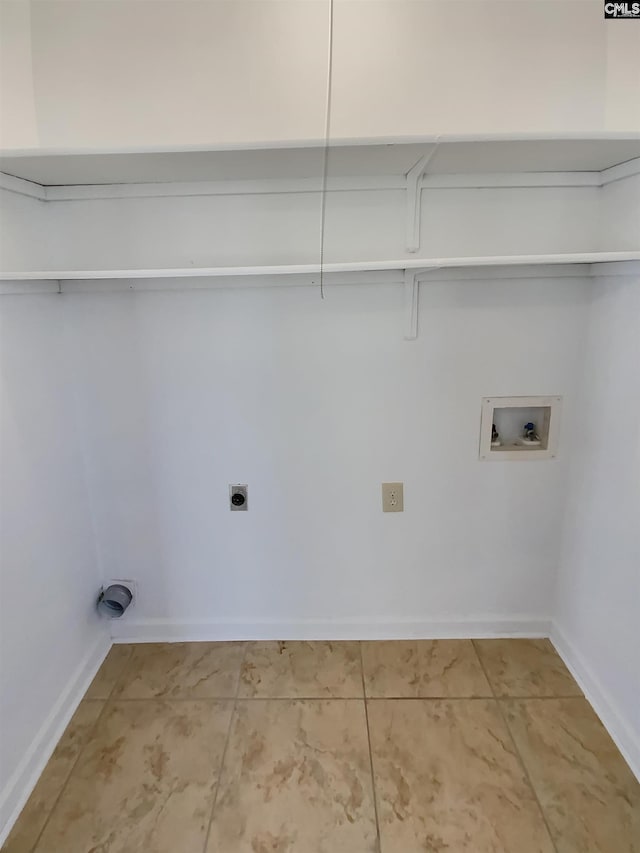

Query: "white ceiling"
left=1, top=139, right=639, bottom=187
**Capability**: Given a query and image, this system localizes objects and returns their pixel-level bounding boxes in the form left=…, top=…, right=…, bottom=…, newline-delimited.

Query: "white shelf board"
left=2, top=252, right=639, bottom=282
left=2, top=137, right=640, bottom=187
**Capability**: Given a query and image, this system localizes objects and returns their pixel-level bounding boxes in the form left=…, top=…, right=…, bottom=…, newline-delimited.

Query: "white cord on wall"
left=319, top=0, right=335, bottom=300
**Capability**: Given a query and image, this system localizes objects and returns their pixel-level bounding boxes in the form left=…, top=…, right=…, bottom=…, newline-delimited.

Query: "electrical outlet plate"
left=229, top=484, right=248, bottom=511
left=382, top=482, right=404, bottom=512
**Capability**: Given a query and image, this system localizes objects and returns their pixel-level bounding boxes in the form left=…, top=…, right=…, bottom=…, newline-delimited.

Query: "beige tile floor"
left=4, top=639, right=639, bottom=853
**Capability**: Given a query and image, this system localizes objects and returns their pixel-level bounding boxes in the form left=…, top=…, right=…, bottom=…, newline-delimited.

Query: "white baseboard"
left=110, top=615, right=551, bottom=643
left=551, top=623, right=640, bottom=782
left=0, top=630, right=112, bottom=847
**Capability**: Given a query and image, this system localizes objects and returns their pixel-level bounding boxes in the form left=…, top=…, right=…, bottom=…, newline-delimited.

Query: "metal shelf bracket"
left=405, top=144, right=439, bottom=253
left=404, top=269, right=420, bottom=340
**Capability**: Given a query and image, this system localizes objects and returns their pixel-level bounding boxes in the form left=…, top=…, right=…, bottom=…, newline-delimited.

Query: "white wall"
left=553, top=176, right=640, bottom=777
left=0, top=187, right=49, bottom=272
left=554, top=267, right=640, bottom=777
left=0, top=289, right=108, bottom=839
left=600, top=173, right=640, bottom=250
left=59, top=274, right=590, bottom=639
left=2, top=0, right=639, bottom=150
left=2, top=184, right=599, bottom=274
left=0, top=1, right=38, bottom=148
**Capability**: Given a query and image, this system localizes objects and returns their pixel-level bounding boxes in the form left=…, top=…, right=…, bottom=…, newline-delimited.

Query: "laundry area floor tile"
left=5, top=639, right=638, bottom=853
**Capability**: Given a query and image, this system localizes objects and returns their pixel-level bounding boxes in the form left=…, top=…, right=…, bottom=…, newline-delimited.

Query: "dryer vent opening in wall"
left=97, top=582, right=134, bottom=617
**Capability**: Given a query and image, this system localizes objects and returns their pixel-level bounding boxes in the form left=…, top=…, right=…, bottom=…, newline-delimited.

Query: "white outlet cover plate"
left=382, top=482, right=404, bottom=512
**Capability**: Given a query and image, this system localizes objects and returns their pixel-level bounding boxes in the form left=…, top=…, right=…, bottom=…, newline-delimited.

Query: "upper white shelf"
left=2, top=252, right=639, bottom=282
left=2, top=137, right=640, bottom=187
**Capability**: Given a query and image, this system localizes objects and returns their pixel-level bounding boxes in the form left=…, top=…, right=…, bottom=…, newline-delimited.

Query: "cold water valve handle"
left=521, top=421, right=541, bottom=446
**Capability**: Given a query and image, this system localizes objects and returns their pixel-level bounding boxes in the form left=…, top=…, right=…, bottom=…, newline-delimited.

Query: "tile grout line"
left=201, top=641, right=247, bottom=853
left=360, top=643, right=383, bottom=853
left=470, top=640, right=560, bottom=853
left=28, top=645, right=136, bottom=853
